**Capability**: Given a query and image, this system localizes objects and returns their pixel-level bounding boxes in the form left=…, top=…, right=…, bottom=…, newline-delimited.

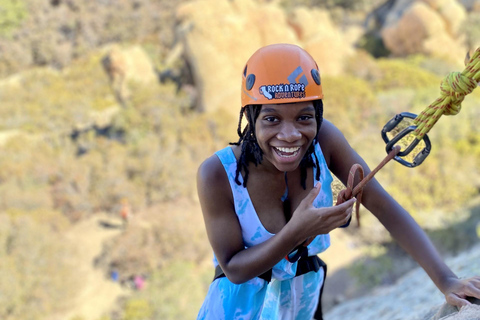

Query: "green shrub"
left=374, top=58, right=442, bottom=91
left=0, top=0, right=28, bottom=37
left=322, top=74, right=380, bottom=140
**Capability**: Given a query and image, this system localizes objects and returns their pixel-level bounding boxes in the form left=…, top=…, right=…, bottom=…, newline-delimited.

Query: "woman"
left=196, top=44, right=480, bottom=320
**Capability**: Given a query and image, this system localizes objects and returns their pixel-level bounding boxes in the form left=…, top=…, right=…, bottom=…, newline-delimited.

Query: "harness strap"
left=212, top=255, right=325, bottom=283
left=314, top=257, right=328, bottom=320
left=213, top=265, right=272, bottom=282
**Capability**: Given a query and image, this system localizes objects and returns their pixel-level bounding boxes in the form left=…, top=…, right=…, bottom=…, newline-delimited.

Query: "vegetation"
left=0, top=0, right=28, bottom=38
left=0, top=212, right=79, bottom=320
left=1, top=1, right=480, bottom=319
left=0, top=0, right=184, bottom=78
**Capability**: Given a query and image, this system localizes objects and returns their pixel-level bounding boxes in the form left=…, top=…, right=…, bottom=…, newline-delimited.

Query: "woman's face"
left=254, top=101, right=317, bottom=173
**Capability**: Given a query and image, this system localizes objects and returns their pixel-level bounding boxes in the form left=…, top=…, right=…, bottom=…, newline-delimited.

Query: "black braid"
left=230, top=105, right=263, bottom=186
left=230, top=100, right=324, bottom=188
left=234, top=108, right=243, bottom=138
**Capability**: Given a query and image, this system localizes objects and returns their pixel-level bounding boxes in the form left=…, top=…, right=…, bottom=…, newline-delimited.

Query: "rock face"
left=102, top=45, right=157, bottom=106
left=381, top=0, right=467, bottom=62
left=175, top=0, right=358, bottom=114
left=173, top=0, right=472, bottom=115
left=324, top=244, right=480, bottom=320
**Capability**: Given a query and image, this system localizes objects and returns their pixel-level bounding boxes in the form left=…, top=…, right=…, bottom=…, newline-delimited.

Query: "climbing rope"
left=286, top=137, right=401, bottom=262
left=413, top=47, right=480, bottom=140
left=336, top=145, right=401, bottom=227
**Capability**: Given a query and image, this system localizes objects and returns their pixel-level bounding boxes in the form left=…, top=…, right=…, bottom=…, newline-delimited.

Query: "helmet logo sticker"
left=260, top=86, right=273, bottom=99
left=258, top=65, right=307, bottom=100
left=287, top=66, right=309, bottom=86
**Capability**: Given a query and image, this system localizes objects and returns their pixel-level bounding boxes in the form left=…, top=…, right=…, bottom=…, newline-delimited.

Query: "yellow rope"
left=413, top=47, right=480, bottom=140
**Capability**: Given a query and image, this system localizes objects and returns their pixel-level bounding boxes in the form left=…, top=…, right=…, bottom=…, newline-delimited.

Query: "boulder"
left=288, top=7, right=357, bottom=76
left=381, top=0, right=467, bottom=63
left=102, top=45, right=157, bottom=105
left=421, top=0, right=467, bottom=36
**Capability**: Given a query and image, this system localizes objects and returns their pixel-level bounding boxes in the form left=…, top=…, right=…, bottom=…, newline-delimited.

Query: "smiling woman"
left=195, top=44, right=480, bottom=320
left=255, top=102, right=317, bottom=173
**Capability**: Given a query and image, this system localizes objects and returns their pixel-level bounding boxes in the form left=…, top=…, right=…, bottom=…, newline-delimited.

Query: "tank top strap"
left=214, top=147, right=274, bottom=248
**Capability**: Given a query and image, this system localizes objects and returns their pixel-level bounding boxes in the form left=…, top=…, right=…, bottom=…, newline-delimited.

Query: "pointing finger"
left=303, top=182, right=322, bottom=206
left=336, top=197, right=356, bottom=209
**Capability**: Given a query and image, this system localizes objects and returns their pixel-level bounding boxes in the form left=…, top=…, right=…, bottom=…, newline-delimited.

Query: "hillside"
left=1, top=1, right=480, bottom=319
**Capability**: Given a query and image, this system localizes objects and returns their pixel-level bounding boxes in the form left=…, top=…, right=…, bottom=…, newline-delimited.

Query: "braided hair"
left=230, top=100, right=324, bottom=189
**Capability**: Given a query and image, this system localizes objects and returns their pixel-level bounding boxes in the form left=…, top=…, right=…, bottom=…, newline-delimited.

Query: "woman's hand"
left=290, top=183, right=355, bottom=242
left=443, top=276, right=480, bottom=308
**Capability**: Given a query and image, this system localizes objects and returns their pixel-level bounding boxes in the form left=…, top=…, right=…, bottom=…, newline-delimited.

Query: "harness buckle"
left=286, top=244, right=308, bottom=263
left=381, top=112, right=432, bottom=168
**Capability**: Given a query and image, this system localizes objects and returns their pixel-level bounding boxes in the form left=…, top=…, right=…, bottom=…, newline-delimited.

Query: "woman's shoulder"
left=318, top=120, right=345, bottom=142
left=317, top=120, right=347, bottom=159
left=198, top=147, right=239, bottom=195
left=197, top=153, right=226, bottom=186
left=317, top=119, right=345, bottom=151
left=197, top=150, right=235, bottom=211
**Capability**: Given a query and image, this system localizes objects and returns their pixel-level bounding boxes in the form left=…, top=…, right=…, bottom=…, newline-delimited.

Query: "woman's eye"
left=298, top=115, right=314, bottom=121
left=264, top=116, right=278, bottom=122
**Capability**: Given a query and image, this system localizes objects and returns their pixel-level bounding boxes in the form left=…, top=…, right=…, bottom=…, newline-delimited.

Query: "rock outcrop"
left=174, top=0, right=359, bottom=115
left=101, top=45, right=157, bottom=106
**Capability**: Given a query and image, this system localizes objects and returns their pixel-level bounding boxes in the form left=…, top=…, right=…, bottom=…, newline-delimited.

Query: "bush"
left=373, top=58, right=442, bottom=91
left=322, top=74, right=381, bottom=140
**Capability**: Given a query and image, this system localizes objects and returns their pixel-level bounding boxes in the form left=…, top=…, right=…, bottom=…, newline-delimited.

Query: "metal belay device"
left=381, top=47, right=480, bottom=168
left=381, top=112, right=431, bottom=168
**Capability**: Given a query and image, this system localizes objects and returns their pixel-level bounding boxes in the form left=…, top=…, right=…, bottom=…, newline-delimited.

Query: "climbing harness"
left=285, top=145, right=401, bottom=263
left=381, top=47, right=480, bottom=167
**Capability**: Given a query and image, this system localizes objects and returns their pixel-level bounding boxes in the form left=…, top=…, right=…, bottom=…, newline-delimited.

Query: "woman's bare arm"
left=318, top=120, right=480, bottom=306
left=197, top=153, right=354, bottom=284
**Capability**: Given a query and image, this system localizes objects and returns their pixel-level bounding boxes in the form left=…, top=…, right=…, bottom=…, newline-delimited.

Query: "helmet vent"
left=243, top=65, right=248, bottom=77
left=246, top=74, right=256, bottom=90
left=311, top=69, right=321, bottom=85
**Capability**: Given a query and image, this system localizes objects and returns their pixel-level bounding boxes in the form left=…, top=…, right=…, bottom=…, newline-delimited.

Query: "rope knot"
left=439, top=72, right=477, bottom=116
left=412, top=47, right=480, bottom=140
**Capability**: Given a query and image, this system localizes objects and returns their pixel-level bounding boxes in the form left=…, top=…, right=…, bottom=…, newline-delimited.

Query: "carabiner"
left=381, top=112, right=432, bottom=168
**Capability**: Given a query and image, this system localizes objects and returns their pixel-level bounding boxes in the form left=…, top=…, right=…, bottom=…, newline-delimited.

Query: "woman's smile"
left=272, top=145, right=302, bottom=160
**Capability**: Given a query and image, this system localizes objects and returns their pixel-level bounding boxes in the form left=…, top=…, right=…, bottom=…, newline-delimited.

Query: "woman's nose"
left=277, top=122, right=301, bottom=142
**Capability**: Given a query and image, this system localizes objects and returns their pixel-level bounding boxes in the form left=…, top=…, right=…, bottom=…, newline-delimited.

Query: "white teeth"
left=275, top=147, right=300, bottom=153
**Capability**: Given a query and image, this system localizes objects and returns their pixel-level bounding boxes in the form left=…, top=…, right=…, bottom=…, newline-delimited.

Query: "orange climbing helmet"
left=241, top=43, right=323, bottom=108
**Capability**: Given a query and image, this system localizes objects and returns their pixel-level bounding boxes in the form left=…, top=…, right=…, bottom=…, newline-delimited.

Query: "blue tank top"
left=197, top=142, right=334, bottom=320
left=213, top=142, right=333, bottom=279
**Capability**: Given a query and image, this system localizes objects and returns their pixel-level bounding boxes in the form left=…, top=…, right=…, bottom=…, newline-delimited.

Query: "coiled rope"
left=413, top=47, right=480, bottom=140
